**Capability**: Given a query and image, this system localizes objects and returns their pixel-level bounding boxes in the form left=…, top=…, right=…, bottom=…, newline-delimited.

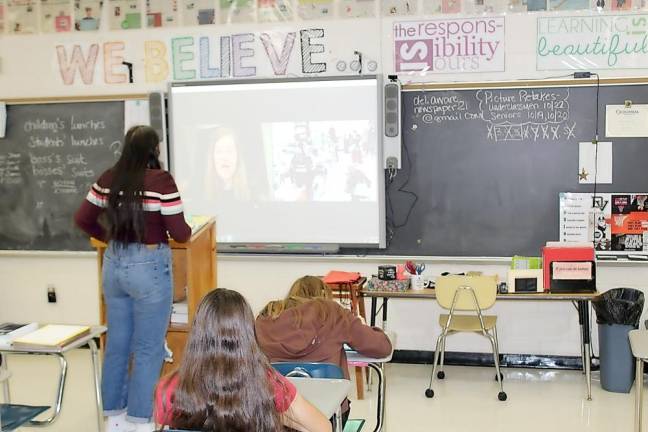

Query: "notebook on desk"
left=11, top=325, right=90, bottom=350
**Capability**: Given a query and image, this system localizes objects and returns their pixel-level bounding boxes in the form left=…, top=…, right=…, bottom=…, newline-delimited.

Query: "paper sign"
left=579, top=141, right=612, bottom=184
left=606, top=104, right=648, bottom=137
left=552, top=261, right=593, bottom=280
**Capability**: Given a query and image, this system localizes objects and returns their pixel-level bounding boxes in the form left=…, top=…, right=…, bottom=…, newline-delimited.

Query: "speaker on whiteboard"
left=383, top=76, right=401, bottom=169
left=148, top=92, right=168, bottom=169
left=0, top=102, right=6, bottom=138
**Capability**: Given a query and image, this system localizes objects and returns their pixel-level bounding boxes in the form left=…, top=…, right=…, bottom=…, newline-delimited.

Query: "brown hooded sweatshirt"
left=255, top=299, right=392, bottom=380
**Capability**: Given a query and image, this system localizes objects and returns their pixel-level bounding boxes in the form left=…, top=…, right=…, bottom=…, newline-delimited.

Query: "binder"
left=542, top=244, right=595, bottom=290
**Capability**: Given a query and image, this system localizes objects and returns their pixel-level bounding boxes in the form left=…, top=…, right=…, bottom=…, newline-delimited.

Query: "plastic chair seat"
left=271, top=362, right=344, bottom=379
left=0, top=404, right=49, bottom=431
left=439, top=314, right=498, bottom=332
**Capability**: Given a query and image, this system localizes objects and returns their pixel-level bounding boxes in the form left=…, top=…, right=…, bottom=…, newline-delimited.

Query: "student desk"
left=345, top=335, right=394, bottom=432
left=0, top=326, right=106, bottom=431
left=360, top=288, right=598, bottom=400
left=288, top=377, right=351, bottom=432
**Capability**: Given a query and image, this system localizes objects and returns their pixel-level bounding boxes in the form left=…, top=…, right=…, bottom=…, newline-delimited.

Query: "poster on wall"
left=537, top=15, right=648, bottom=70
left=146, top=0, right=178, bottom=27
left=606, top=104, right=648, bottom=137
left=182, top=0, right=215, bottom=25
left=548, top=0, right=590, bottom=10
left=560, top=192, right=648, bottom=254
left=298, top=0, right=335, bottom=19
left=74, top=0, right=102, bottom=31
left=41, top=0, right=73, bottom=33
left=258, top=0, right=292, bottom=21
left=108, top=0, right=141, bottom=30
left=394, top=17, right=506, bottom=74
left=382, top=0, right=417, bottom=15
left=7, top=0, right=38, bottom=34
left=220, top=0, right=254, bottom=23
left=340, top=0, right=375, bottom=18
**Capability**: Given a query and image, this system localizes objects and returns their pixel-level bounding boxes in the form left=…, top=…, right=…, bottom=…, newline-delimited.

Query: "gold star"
left=579, top=168, right=589, bottom=181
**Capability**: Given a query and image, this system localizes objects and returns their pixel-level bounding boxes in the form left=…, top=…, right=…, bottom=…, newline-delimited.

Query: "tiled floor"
left=0, top=352, right=638, bottom=431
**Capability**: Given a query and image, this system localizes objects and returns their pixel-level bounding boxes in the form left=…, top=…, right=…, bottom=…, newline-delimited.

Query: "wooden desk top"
left=90, top=218, right=215, bottom=250
left=360, top=288, right=598, bottom=301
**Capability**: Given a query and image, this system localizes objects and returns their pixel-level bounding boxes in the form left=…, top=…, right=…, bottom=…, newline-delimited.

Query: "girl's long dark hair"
left=106, top=125, right=161, bottom=243
left=169, top=289, right=284, bottom=432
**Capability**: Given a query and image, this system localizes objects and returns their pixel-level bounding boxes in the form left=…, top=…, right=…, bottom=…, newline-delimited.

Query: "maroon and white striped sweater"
left=74, top=168, right=191, bottom=244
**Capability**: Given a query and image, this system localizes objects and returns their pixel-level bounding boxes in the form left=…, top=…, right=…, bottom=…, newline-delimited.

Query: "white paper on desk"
left=124, top=100, right=150, bottom=134
left=606, top=104, right=648, bottom=137
left=579, top=141, right=612, bottom=184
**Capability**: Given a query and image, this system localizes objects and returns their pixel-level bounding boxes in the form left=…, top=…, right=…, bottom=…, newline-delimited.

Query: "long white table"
left=289, top=377, right=351, bottom=431
left=0, top=325, right=106, bottom=431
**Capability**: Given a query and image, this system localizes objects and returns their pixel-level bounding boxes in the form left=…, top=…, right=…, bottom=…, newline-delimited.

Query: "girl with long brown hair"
left=256, top=276, right=392, bottom=427
left=154, top=288, right=331, bottom=432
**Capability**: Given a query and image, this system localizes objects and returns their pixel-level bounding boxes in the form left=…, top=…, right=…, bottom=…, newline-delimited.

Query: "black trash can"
left=592, top=288, right=644, bottom=393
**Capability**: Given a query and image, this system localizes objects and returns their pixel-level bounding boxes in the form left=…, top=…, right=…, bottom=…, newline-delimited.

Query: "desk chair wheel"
left=495, top=372, right=503, bottom=381
left=437, top=371, right=445, bottom=379
left=498, top=391, right=507, bottom=401
left=425, top=388, right=435, bottom=398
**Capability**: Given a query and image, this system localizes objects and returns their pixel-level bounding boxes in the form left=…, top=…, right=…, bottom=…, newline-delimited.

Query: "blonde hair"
left=259, top=276, right=333, bottom=324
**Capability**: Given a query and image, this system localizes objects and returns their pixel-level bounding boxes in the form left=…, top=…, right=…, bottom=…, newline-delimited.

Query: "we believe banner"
left=394, top=17, right=506, bottom=74
left=537, top=14, right=648, bottom=70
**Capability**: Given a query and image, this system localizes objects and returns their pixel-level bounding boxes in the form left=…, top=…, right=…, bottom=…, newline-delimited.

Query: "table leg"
left=370, top=298, right=378, bottom=327
left=1, top=353, right=10, bottom=403
left=29, top=353, right=68, bottom=426
left=636, top=358, right=643, bottom=432
left=579, top=300, right=592, bottom=401
left=382, top=299, right=389, bottom=331
left=89, top=338, right=104, bottom=432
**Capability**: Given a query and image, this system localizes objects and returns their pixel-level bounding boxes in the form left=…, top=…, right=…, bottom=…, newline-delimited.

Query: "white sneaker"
left=124, top=421, right=156, bottom=432
left=104, top=412, right=128, bottom=432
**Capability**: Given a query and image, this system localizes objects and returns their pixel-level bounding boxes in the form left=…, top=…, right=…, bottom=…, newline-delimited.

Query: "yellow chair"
left=424, top=275, right=507, bottom=401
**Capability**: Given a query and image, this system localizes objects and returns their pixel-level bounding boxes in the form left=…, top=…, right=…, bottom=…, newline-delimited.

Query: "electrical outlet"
left=386, top=156, right=398, bottom=169
left=47, top=284, right=57, bottom=303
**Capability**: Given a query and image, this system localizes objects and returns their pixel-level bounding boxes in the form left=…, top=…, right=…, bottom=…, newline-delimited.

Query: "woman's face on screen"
left=213, top=135, right=238, bottom=183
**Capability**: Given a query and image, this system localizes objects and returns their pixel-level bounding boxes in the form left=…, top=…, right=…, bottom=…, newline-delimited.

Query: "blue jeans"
left=102, top=242, right=172, bottom=423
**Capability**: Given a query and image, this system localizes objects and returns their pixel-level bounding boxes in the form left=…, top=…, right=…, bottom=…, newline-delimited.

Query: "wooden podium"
left=91, top=219, right=217, bottom=375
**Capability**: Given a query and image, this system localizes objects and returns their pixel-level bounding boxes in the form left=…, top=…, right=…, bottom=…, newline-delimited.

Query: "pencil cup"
left=410, top=275, right=425, bottom=291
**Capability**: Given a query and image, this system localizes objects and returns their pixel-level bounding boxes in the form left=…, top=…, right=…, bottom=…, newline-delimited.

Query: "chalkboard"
left=356, top=82, right=648, bottom=257
left=0, top=102, right=124, bottom=250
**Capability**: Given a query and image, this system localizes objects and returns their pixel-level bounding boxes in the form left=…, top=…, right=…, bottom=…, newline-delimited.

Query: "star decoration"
left=579, top=168, right=589, bottom=181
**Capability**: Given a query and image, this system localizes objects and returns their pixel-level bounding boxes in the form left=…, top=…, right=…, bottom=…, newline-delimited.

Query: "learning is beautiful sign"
left=394, top=17, right=506, bottom=74
left=537, top=14, right=648, bottom=70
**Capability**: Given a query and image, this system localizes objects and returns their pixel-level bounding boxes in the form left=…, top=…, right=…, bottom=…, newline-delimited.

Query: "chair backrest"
left=271, top=362, right=344, bottom=379
left=435, top=275, right=498, bottom=311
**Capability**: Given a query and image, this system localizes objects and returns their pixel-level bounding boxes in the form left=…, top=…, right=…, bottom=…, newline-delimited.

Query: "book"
left=0, top=322, right=38, bottom=347
left=11, top=324, right=90, bottom=349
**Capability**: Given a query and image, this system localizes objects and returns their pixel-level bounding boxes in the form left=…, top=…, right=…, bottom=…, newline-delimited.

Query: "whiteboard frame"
left=167, top=75, right=386, bottom=249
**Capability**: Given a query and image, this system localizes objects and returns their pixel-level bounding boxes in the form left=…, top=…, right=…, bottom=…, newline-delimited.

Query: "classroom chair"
left=272, top=362, right=345, bottom=379
left=629, top=329, right=648, bottom=432
left=424, top=275, right=507, bottom=401
left=0, top=371, right=49, bottom=431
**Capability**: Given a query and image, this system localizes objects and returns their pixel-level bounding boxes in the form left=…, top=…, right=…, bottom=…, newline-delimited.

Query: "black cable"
left=387, top=139, right=419, bottom=230
left=592, top=73, right=600, bottom=244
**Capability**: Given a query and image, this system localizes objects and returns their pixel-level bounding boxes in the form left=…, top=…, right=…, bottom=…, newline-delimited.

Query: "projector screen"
left=169, top=76, right=385, bottom=247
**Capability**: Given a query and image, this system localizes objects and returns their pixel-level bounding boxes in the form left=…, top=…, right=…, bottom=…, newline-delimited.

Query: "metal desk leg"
left=335, top=406, right=343, bottom=432
left=635, top=358, right=643, bottom=432
left=28, top=353, right=68, bottom=426
left=579, top=300, right=592, bottom=401
left=370, top=298, right=378, bottom=327
left=382, top=299, right=389, bottom=331
left=367, top=363, right=385, bottom=432
left=1, top=353, right=10, bottom=403
left=89, top=339, right=104, bottom=432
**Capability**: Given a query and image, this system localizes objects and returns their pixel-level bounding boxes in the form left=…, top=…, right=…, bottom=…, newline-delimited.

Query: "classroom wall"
left=2, top=8, right=648, bottom=357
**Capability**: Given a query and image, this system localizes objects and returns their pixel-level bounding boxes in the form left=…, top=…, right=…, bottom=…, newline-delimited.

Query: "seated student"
left=154, top=288, right=331, bottom=432
left=256, top=276, right=392, bottom=425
